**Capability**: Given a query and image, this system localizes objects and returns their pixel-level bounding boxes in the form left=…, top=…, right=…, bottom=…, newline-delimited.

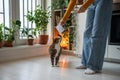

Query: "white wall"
left=75, top=12, right=86, bottom=56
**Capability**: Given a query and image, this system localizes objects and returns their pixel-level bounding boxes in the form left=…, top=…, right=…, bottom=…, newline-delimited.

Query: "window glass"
left=0, top=14, right=3, bottom=23
left=20, top=0, right=37, bottom=38
left=4, top=0, right=9, bottom=27
left=0, top=0, right=9, bottom=27
left=0, top=0, right=3, bottom=12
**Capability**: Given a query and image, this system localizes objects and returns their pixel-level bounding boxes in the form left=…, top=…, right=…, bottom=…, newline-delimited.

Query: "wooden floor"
left=0, top=55, right=120, bottom=80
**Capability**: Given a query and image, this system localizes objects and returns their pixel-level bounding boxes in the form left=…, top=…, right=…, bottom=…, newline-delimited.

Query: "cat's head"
left=53, top=37, right=61, bottom=44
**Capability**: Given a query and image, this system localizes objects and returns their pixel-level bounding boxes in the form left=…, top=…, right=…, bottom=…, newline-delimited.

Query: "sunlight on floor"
left=59, top=57, right=69, bottom=68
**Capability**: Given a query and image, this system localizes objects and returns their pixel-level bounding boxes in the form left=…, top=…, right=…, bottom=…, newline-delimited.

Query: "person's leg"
left=81, top=4, right=96, bottom=67
left=86, top=0, right=112, bottom=72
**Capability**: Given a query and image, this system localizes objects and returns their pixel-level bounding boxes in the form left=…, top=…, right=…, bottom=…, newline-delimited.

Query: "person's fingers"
left=77, top=9, right=82, bottom=13
left=59, top=19, right=65, bottom=26
left=76, top=0, right=83, bottom=5
left=77, top=7, right=86, bottom=13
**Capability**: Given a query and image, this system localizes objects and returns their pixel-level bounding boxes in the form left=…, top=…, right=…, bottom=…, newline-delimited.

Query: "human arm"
left=78, top=0, right=94, bottom=13
left=56, top=0, right=76, bottom=34
left=56, top=0, right=94, bottom=34
left=61, top=0, right=76, bottom=25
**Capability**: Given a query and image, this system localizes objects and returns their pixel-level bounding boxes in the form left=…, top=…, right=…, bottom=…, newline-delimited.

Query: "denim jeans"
left=81, top=0, right=112, bottom=71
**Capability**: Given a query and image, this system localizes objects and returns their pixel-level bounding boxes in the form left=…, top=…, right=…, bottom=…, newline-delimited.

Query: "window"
left=20, top=0, right=37, bottom=38
left=0, top=0, right=10, bottom=27
left=0, top=0, right=46, bottom=45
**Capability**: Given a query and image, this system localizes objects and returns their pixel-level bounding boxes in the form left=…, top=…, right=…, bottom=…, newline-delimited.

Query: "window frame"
left=16, top=0, right=44, bottom=45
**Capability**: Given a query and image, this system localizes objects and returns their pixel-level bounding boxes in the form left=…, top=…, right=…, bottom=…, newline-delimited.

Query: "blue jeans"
left=81, top=0, right=112, bottom=71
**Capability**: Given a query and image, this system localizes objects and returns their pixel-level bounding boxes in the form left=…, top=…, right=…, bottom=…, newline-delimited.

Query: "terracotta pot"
left=38, top=35, right=48, bottom=44
left=4, top=41, right=13, bottom=47
left=0, top=42, right=2, bottom=48
left=28, top=39, right=34, bottom=45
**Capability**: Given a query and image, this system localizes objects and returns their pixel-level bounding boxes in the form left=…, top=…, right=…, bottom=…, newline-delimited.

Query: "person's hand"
left=56, top=20, right=64, bottom=34
left=77, top=6, right=86, bottom=13
left=59, top=19, right=65, bottom=26
left=76, top=0, right=83, bottom=5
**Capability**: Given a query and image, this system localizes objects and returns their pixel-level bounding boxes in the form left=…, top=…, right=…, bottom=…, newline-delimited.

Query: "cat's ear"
left=58, top=34, right=62, bottom=38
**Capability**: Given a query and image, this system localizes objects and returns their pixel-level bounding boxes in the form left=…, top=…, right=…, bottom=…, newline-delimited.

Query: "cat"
left=49, top=35, right=62, bottom=67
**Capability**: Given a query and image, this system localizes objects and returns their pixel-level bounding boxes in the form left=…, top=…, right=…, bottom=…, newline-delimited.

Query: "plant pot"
left=28, top=39, right=34, bottom=45
left=4, top=41, right=13, bottom=47
left=0, top=41, right=2, bottom=48
left=39, top=35, right=48, bottom=44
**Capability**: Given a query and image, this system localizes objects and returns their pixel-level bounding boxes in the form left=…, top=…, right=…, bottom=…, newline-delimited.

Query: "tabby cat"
left=49, top=35, right=62, bottom=67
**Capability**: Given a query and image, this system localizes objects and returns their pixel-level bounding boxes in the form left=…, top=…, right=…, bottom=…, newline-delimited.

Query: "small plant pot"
left=0, top=42, right=2, bottom=48
left=39, top=35, right=48, bottom=44
left=28, top=39, right=34, bottom=45
left=4, top=41, right=13, bottom=47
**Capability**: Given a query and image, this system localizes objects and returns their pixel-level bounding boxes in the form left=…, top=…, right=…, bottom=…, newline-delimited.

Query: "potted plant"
left=4, top=20, right=21, bottom=47
left=22, top=28, right=35, bottom=45
left=0, top=23, right=4, bottom=48
left=26, top=5, right=51, bottom=44
left=51, top=0, right=68, bottom=11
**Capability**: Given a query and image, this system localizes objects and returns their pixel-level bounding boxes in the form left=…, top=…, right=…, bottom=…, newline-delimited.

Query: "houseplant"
left=51, top=0, right=68, bottom=10
left=0, top=23, right=4, bottom=48
left=4, top=20, right=21, bottom=47
left=26, top=5, right=51, bottom=44
left=22, top=28, right=35, bottom=45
